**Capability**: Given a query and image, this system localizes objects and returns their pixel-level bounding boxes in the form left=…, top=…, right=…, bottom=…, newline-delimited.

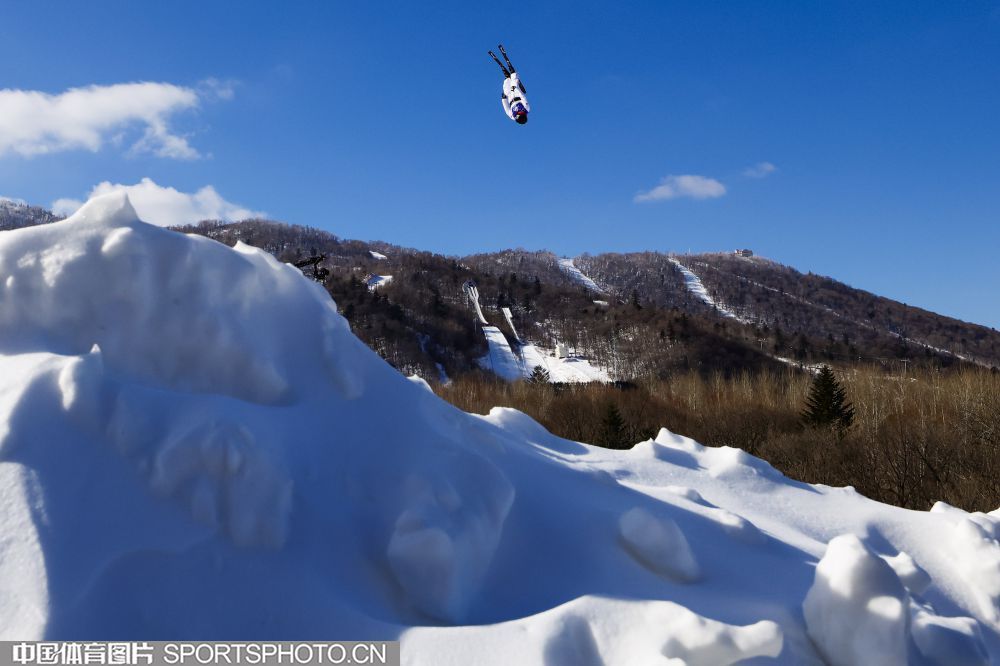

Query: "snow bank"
left=1, top=192, right=999, bottom=664
left=803, top=534, right=988, bottom=666
left=803, top=534, right=911, bottom=665
left=931, top=502, right=1000, bottom=625
left=1, top=194, right=333, bottom=405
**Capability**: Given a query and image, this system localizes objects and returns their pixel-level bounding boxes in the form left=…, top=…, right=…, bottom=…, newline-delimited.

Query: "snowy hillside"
left=0, top=193, right=998, bottom=664
left=0, top=197, right=62, bottom=231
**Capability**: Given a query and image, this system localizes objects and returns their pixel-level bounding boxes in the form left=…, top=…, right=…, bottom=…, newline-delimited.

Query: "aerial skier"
left=488, top=44, right=530, bottom=125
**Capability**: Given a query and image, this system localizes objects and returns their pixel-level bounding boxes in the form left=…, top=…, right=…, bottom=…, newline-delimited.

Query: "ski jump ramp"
left=501, top=307, right=521, bottom=343
left=463, top=281, right=488, bottom=325
left=480, top=325, right=526, bottom=380
left=463, top=280, right=609, bottom=383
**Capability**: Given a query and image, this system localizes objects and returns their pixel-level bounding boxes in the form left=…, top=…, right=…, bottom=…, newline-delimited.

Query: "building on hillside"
left=734, top=248, right=754, bottom=258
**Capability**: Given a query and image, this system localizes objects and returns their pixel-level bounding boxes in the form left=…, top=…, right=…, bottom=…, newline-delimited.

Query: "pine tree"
left=599, top=403, right=627, bottom=449
left=801, top=365, right=855, bottom=434
left=527, top=365, right=550, bottom=384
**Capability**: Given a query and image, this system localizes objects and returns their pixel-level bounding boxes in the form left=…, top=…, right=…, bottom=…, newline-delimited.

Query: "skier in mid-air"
left=489, top=44, right=530, bottom=125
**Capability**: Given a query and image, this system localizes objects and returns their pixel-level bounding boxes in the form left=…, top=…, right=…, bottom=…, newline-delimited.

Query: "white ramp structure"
left=480, top=326, right=526, bottom=380
left=501, top=307, right=521, bottom=344
left=463, top=281, right=489, bottom=325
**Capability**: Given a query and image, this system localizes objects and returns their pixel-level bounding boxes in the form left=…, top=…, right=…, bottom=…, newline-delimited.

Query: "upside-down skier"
left=489, top=44, right=530, bottom=125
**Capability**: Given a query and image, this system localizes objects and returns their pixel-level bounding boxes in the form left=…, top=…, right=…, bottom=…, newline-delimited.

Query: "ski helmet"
left=515, top=113, right=528, bottom=124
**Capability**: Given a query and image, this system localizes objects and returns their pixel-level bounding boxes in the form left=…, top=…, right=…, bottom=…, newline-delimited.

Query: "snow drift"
left=1, top=192, right=998, bottom=664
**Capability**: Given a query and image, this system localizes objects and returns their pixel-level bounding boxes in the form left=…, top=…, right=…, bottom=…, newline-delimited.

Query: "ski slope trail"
left=669, top=257, right=750, bottom=323
left=558, top=257, right=604, bottom=293
left=0, top=192, right=997, bottom=665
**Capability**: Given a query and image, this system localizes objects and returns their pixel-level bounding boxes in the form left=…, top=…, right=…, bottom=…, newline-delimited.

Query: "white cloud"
left=197, top=78, right=237, bottom=102
left=743, top=161, right=777, bottom=178
left=53, top=178, right=265, bottom=227
left=634, top=175, right=726, bottom=203
left=0, top=81, right=226, bottom=159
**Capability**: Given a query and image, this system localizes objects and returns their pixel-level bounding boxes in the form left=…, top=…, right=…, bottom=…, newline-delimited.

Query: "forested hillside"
left=0, top=199, right=62, bottom=231
left=171, top=219, right=998, bottom=380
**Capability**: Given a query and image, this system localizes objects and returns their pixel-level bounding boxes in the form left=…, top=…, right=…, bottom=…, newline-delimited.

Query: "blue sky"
left=1, top=1, right=998, bottom=328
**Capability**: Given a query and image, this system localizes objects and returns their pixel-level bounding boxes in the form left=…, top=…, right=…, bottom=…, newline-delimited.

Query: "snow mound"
left=803, top=534, right=988, bottom=666
left=954, top=518, right=1000, bottom=622
left=0, top=193, right=513, bottom=630
left=618, top=507, right=700, bottom=582
left=1, top=192, right=999, bottom=664
left=803, top=534, right=910, bottom=665
left=0, top=192, right=356, bottom=405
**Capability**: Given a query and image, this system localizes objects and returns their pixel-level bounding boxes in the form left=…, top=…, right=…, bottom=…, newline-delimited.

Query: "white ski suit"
left=501, top=73, right=530, bottom=120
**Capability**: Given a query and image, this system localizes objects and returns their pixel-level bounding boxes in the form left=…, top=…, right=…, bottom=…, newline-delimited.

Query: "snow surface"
left=366, top=274, right=392, bottom=290
left=558, top=257, right=604, bottom=293
left=477, top=328, right=611, bottom=384
left=369, top=250, right=388, bottom=260
left=1, top=192, right=999, bottom=664
left=518, top=342, right=611, bottom=383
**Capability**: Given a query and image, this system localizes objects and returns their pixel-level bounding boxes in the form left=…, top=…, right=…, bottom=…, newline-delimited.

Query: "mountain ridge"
left=4, top=206, right=997, bottom=377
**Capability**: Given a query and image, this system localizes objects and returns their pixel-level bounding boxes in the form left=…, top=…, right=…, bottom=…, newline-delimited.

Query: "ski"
left=497, top=43, right=515, bottom=73
left=488, top=50, right=509, bottom=77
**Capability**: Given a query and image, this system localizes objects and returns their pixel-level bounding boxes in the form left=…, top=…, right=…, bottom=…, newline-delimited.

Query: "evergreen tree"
left=801, top=365, right=855, bottom=433
left=527, top=365, right=550, bottom=384
left=599, top=403, right=627, bottom=449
